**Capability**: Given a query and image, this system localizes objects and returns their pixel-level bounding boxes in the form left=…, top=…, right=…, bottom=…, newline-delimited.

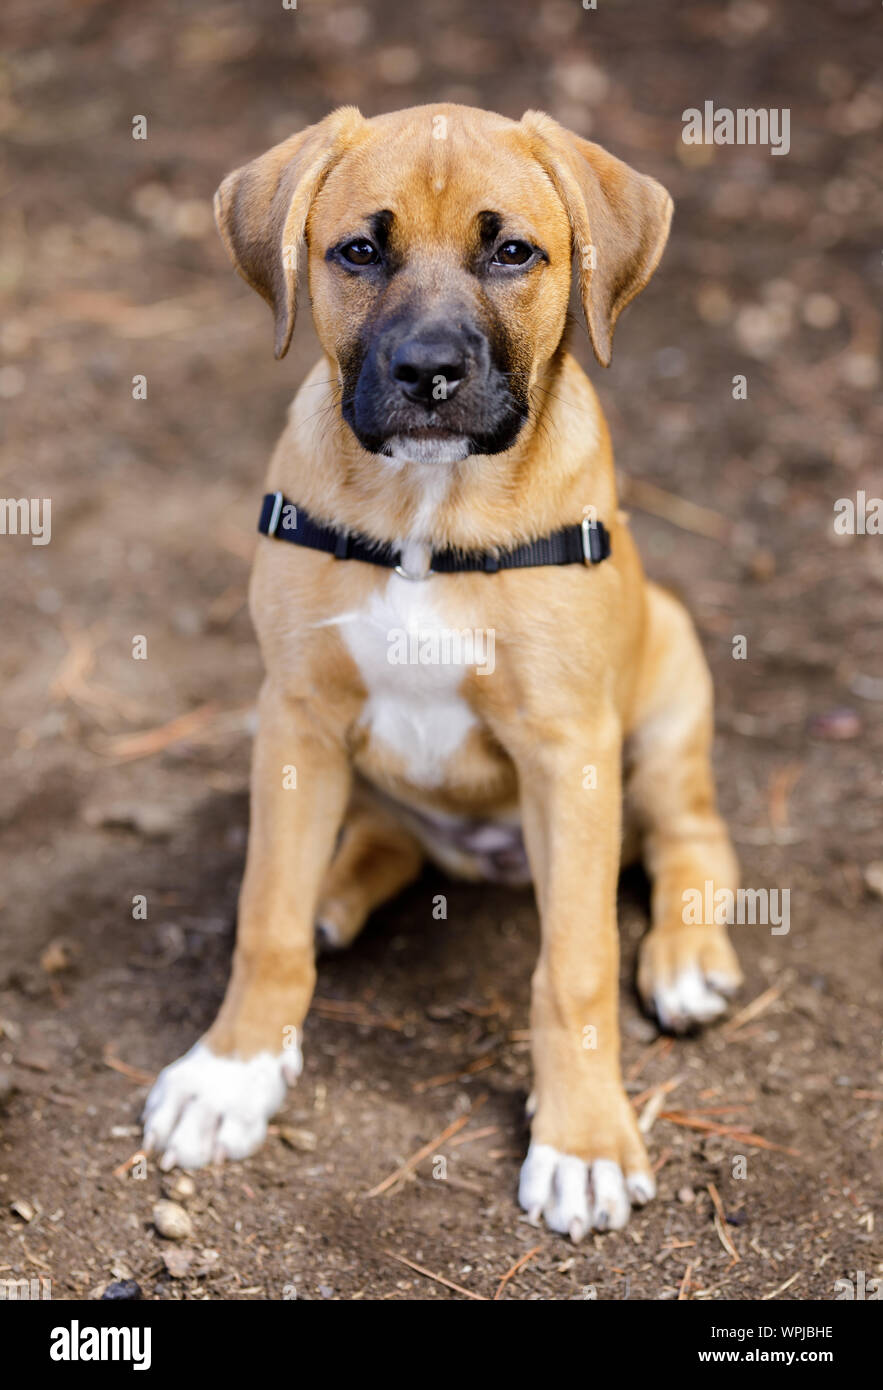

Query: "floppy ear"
left=521, top=111, right=673, bottom=367
left=214, top=106, right=367, bottom=359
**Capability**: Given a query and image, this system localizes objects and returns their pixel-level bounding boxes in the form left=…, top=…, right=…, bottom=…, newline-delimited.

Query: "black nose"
left=390, top=333, right=468, bottom=404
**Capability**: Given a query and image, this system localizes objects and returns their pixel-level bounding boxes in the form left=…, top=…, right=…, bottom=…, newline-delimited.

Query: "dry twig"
left=762, top=1271, right=802, bottom=1301
left=659, top=1111, right=800, bottom=1156
left=103, top=1049, right=154, bottom=1086
left=723, top=986, right=782, bottom=1036
left=494, top=1246, right=541, bottom=1300
left=448, top=1125, right=499, bottom=1148
left=112, top=1150, right=146, bottom=1178
left=637, top=1075, right=684, bottom=1134
left=366, top=1100, right=486, bottom=1198
left=412, top=1055, right=497, bottom=1093
left=383, top=1248, right=488, bottom=1301
left=626, top=1035, right=674, bottom=1082
left=98, top=702, right=222, bottom=761
left=311, top=998, right=404, bottom=1032
left=707, top=1182, right=740, bottom=1262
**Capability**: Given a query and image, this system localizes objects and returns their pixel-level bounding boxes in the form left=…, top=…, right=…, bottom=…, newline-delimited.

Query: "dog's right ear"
left=214, top=107, right=366, bottom=360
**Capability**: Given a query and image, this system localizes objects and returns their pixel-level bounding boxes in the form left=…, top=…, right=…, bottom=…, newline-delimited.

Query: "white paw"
left=653, top=964, right=732, bottom=1032
left=518, top=1142, right=655, bottom=1240
left=142, top=1040, right=301, bottom=1170
left=314, top=916, right=345, bottom=952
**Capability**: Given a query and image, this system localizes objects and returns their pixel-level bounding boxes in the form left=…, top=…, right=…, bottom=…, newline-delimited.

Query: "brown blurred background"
left=0, top=0, right=880, bottom=1300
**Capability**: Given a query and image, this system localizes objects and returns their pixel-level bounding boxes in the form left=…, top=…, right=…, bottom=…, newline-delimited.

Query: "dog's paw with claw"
left=638, top=925, right=742, bottom=1033
left=519, top=1141, right=656, bottom=1240
left=142, top=1040, right=301, bottom=1170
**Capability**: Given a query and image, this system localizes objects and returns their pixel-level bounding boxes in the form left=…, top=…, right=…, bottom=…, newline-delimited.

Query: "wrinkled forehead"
left=310, top=109, right=571, bottom=253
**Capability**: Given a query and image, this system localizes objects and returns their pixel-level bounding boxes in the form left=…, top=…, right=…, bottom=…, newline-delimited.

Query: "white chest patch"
left=338, top=573, right=479, bottom=786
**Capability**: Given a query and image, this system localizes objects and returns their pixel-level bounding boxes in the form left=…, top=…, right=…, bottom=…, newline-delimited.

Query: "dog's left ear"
left=522, top=111, right=673, bottom=367
left=214, top=106, right=367, bottom=359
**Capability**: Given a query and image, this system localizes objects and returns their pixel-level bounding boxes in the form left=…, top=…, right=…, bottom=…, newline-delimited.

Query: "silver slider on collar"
left=581, top=515, right=604, bottom=565
left=266, top=490, right=284, bottom=537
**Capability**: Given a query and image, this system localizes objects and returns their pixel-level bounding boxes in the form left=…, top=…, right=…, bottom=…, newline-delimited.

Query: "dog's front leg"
left=143, top=679, right=350, bottom=1170
left=514, top=708, right=655, bottom=1238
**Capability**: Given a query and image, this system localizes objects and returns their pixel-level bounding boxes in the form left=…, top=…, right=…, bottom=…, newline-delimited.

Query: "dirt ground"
left=1, top=0, right=881, bottom=1302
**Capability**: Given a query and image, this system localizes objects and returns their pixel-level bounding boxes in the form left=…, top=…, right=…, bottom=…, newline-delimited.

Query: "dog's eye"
left=492, top=240, right=534, bottom=267
left=340, top=239, right=380, bottom=266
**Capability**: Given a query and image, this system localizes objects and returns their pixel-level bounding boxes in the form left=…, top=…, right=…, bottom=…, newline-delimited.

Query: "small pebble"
left=746, top=547, right=776, bottom=582
left=678, top=1185, right=696, bottom=1205
left=40, top=939, right=76, bottom=974
left=83, top=799, right=180, bottom=839
left=624, top=1015, right=657, bottom=1043
left=195, top=1248, right=220, bottom=1276
left=279, top=1126, right=318, bottom=1152
left=162, top=1246, right=195, bottom=1279
left=153, top=1199, right=192, bottom=1241
left=425, top=1003, right=457, bottom=1020
left=802, top=293, right=840, bottom=330
left=864, top=862, right=883, bottom=900
left=101, top=1280, right=142, bottom=1300
left=165, top=1173, right=196, bottom=1201
left=808, top=707, right=861, bottom=741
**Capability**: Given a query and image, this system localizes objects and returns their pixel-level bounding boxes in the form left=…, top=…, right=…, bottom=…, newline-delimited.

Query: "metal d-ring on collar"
left=394, top=560, right=436, bottom=581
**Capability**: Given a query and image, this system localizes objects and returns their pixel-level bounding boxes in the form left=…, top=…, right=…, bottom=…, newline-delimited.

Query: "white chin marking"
left=518, top=1142, right=654, bottom=1239
left=142, top=1040, right=301, bottom=1171
left=382, top=434, right=470, bottom=464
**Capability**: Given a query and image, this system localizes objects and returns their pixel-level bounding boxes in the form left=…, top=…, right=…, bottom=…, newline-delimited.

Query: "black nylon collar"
left=257, top=491, right=611, bottom=577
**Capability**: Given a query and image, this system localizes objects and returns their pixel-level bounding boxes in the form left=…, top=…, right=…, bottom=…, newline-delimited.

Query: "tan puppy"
left=143, top=105, right=742, bottom=1239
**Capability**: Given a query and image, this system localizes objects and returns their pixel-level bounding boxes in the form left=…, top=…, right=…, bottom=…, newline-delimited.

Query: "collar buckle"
left=581, top=515, right=602, bottom=565
left=266, top=490, right=284, bottom=537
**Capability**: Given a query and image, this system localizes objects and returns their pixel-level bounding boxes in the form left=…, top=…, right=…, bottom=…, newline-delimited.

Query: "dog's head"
left=215, top=104, right=672, bottom=463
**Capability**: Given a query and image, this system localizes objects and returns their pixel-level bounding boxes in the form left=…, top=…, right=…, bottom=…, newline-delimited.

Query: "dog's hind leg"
left=627, top=583, right=743, bottom=1032
left=315, top=790, right=424, bottom=951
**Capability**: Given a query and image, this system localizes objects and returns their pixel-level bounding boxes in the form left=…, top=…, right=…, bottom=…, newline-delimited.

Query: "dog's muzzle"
left=341, top=314, right=528, bottom=461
